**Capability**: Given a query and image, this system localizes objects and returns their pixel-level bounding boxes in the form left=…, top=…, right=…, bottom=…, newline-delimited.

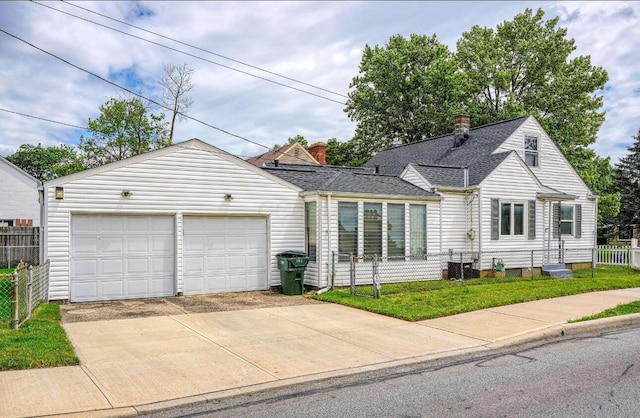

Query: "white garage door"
left=183, top=216, right=268, bottom=294
left=70, top=214, right=175, bottom=302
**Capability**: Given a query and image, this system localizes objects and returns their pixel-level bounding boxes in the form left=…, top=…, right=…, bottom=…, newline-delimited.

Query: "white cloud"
left=0, top=1, right=638, bottom=166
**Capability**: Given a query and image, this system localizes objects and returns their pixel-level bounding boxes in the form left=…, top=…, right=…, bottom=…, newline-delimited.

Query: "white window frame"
left=500, top=202, right=526, bottom=236
left=560, top=205, right=574, bottom=236
left=524, top=135, right=539, bottom=167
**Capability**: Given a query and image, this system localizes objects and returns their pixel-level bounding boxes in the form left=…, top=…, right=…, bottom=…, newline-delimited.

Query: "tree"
left=6, top=143, right=85, bottom=181
left=341, top=8, right=617, bottom=219
left=345, top=34, right=466, bottom=161
left=272, top=134, right=309, bottom=150
left=159, top=63, right=195, bottom=144
left=456, top=8, right=608, bottom=154
left=79, top=96, right=168, bottom=168
left=325, top=138, right=363, bottom=166
left=611, top=129, right=640, bottom=227
left=456, top=8, right=614, bottom=219
left=287, top=134, right=308, bottom=148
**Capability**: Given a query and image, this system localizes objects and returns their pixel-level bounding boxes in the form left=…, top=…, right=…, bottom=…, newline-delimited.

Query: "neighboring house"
left=246, top=141, right=325, bottom=167
left=365, top=114, right=596, bottom=274
left=0, top=155, right=42, bottom=227
left=44, top=139, right=306, bottom=302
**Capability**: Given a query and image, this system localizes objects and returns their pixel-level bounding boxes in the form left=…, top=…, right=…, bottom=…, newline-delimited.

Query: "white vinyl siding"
left=45, top=141, right=305, bottom=300
left=440, top=193, right=468, bottom=252
left=0, top=158, right=41, bottom=225
left=479, top=155, right=543, bottom=264
left=494, top=117, right=595, bottom=251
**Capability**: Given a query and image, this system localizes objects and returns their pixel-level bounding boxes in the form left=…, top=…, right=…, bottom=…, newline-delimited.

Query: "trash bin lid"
left=277, top=250, right=307, bottom=258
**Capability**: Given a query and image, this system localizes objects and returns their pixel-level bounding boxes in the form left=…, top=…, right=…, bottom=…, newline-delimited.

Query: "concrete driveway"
left=59, top=290, right=322, bottom=323
left=3, top=288, right=640, bottom=417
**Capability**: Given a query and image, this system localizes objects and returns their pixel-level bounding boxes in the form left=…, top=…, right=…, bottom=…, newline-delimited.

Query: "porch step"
left=542, top=263, right=573, bottom=278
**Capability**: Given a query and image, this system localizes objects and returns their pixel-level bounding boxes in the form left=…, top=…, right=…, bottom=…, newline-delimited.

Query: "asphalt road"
left=148, top=326, right=640, bottom=418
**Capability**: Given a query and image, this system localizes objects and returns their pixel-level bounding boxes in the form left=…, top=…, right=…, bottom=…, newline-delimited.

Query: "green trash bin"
left=276, top=251, right=309, bottom=295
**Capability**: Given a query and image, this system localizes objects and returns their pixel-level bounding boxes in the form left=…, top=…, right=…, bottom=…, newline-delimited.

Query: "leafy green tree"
left=456, top=8, right=614, bottom=219
left=456, top=8, right=608, bottom=154
left=342, top=8, right=617, bottom=218
left=6, top=143, right=85, bottom=181
left=611, top=129, right=640, bottom=227
left=345, top=34, right=466, bottom=162
left=79, top=96, right=168, bottom=167
left=272, top=134, right=308, bottom=151
left=287, top=134, right=308, bottom=148
left=325, top=138, right=364, bottom=166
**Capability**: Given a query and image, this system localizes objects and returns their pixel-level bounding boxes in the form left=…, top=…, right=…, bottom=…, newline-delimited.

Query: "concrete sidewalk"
left=3, top=288, right=640, bottom=418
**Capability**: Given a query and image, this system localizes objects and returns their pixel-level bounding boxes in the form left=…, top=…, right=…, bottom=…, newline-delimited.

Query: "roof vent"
left=453, top=114, right=470, bottom=148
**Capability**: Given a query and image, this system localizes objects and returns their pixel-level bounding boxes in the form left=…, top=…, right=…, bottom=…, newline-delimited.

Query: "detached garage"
left=44, top=139, right=306, bottom=302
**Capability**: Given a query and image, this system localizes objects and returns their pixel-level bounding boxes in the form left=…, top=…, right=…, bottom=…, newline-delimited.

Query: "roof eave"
left=299, top=190, right=441, bottom=201
left=536, top=192, right=578, bottom=201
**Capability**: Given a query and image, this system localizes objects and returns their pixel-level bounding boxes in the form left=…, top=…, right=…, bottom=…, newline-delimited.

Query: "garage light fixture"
left=55, top=187, right=64, bottom=200
left=224, top=193, right=233, bottom=201
left=121, top=190, right=133, bottom=198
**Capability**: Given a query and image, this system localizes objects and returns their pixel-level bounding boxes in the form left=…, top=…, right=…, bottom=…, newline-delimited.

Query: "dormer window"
left=524, top=136, right=539, bottom=167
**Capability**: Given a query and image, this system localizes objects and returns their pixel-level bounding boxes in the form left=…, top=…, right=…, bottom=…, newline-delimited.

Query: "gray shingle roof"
left=365, top=116, right=528, bottom=186
left=263, top=164, right=439, bottom=198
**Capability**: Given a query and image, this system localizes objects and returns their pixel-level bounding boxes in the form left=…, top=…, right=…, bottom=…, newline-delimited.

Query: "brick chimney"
left=453, top=114, right=470, bottom=148
left=308, top=141, right=326, bottom=165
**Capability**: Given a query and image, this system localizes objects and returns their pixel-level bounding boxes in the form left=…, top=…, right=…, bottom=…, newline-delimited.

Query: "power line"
left=59, top=0, right=348, bottom=99
left=0, top=27, right=273, bottom=151
left=1, top=30, right=332, bottom=165
left=29, top=1, right=347, bottom=105
left=0, top=107, right=308, bottom=162
left=0, top=107, right=88, bottom=130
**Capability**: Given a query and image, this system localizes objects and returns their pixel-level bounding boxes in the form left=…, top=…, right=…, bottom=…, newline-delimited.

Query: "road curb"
left=562, top=312, right=640, bottom=336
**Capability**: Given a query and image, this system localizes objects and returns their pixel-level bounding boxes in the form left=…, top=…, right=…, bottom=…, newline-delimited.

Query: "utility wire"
left=29, top=1, right=347, bottom=105
left=0, top=28, right=274, bottom=151
left=59, top=0, right=348, bottom=99
left=0, top=107, right=88, bottom=130
left=0, top=106, right=265, bottom=161
left=1, top=32, right=330, bottom=164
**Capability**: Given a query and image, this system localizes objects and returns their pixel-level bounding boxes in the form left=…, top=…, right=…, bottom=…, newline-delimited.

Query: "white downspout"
left=315, top=193, right=333, bottom=295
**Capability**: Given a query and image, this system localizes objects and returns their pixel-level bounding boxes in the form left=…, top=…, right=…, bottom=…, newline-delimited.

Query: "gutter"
left=298, top=190, right=441, bottom=201
left=315, top=193, right=334, bottom=295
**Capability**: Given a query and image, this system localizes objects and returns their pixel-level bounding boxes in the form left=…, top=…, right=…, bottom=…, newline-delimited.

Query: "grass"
left=570, top=300, right=640, bottom=323
left=314, top=265, right=640, bottom=321
left=0, top=302, right=79, bottom=371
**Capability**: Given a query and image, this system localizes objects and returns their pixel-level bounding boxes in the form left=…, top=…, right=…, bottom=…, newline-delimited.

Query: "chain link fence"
left=0, top=246, right=40, bottom=269
left=334, top=248, right=598, bottom=298
left=0, top=260, right=50, bottom=329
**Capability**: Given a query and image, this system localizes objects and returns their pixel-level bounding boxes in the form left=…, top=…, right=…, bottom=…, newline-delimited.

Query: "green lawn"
left=0, top=303, right=78, bottom=371
left=315, top=265, right=640, bottom=321
left=570, top=300, right=640, bottom=322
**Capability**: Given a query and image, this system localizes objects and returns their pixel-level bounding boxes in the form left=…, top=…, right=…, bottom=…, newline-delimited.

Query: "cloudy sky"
left=1, top=1, right=638, bottom=164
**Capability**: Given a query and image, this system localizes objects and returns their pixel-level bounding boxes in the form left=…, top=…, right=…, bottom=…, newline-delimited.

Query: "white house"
left=0, top=155, right=42, bottom=227
left=264, top=115, right=596, bottom=288
left=367, top=115, right=596, bottom=274
left=44, top=139, right=305, bottom=302
left=44, top=115, right=597, bottom=302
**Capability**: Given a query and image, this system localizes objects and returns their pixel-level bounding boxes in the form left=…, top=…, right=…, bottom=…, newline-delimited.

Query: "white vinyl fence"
left=597, top=239, right=640, bottom=269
